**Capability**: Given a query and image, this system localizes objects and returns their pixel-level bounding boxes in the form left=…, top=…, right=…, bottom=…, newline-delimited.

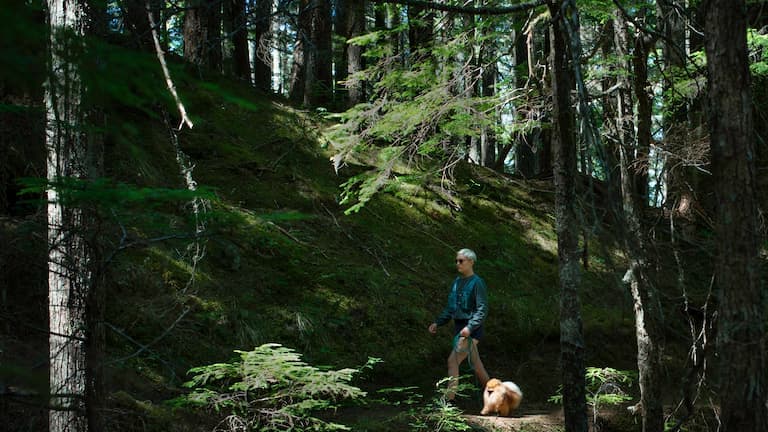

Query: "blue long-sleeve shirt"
left=434, top=274, right=488, bottom=332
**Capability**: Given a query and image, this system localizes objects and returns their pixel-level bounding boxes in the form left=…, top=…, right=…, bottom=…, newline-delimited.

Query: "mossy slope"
left=102, top=68, right=635, bottom=400
left=2, top=57, right=635, bottom=430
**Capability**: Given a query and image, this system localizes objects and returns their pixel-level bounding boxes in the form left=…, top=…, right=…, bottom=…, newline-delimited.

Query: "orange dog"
left=480, top=378, right=523, bottom=416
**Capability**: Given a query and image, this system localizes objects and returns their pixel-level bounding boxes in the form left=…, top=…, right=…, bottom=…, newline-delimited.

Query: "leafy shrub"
left=548, top=366, right=636, bottom=426
left=171, top=343, right=380, bottom=431
left=409, top=399, right=472, bottom=432
left=408, top=377, right=477, bottom=432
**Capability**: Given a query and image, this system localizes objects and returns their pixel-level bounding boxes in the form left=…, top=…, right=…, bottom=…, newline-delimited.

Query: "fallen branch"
left=147, top=2, right=193, bottom=130
left=267, top=221, right=308, bottom=246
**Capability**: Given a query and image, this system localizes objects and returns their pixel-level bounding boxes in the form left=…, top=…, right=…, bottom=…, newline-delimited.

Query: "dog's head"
left=485, top=378, right=503, bottom=395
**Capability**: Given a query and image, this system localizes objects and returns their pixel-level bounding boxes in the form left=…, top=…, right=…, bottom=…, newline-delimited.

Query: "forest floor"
left=465, top=409, right=565, bottom=431
left=335, top=401, right=648, bottom=432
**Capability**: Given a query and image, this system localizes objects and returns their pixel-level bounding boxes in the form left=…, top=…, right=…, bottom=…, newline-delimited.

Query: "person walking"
left=428, top=248, right=490, bottom=401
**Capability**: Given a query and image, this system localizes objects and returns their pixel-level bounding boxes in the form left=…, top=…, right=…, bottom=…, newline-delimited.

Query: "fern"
left=548, top=366, right=636, bottom=426
left=171, top=344, right=381, bottom=431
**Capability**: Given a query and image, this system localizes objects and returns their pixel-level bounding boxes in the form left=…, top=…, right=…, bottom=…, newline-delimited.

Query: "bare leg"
left=446, top=348, right=469, bottom=400
left=469, top=339, right=490, bottom=388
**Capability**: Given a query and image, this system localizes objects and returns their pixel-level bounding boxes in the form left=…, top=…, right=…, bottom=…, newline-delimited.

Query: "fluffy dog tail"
left=502, top=381, right=523, bottom=397
left=503, top=381, right=523, bottom=412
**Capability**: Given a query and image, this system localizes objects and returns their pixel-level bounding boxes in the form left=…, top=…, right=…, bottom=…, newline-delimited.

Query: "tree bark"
left=599, top=19, right=621, bottom=203
left=184, top=0, right=222, bottom=71
left=518, top=16, right=552, bottom=177
left=46, top=0, right=94, bottom=430
left=207, top=0, right=222, bottom=71
left=337, top=0, right=366, bottom=107
left=224, top=0, right=251, bottom=81
left=614, top=14, right=665, bottom=432
left=514, top=22, right=536, bottom=177
left=548, top=2, right=587, bottom=431
left=632, top=29, right=653, bottom=207
left=335, top=0, right=349, bottom=104
left=476, top=4, right=496, bottom=168
left=289, top=0, right=309, bottom=103
left=251, top=0, right=272, bottom=91
left=184, top=0, right=207, bottom=67
left=480, top=53, right=497, bottom=168
left=305, top=0, right=333, bottom=106
left=704, top=1, right=768, bottom=430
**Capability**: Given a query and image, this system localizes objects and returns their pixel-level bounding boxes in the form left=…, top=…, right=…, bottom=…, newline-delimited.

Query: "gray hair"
left=457, top=248, right=477, bottom=262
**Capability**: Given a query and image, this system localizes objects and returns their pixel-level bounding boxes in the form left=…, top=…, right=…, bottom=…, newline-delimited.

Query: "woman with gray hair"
left=428, top=248, right=490, bottom=401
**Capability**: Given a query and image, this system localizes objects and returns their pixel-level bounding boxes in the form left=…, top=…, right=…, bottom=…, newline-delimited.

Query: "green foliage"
left=18, top=177, right=212, bottom=210
left=575, top=0, right=620, bottom=24
left=0, top=0, right=45, bottom=92
left=407, top=377, right=477, bottom=432
left=665, top=417, right=689, bottom=432
left=328, top=22, right=501, bottom=213
left=171, top=344, right=381, bottom=431
left=372, top=386, right=423, bottom=407
left=548, top=366, right=635, bottom=408
left=409, top=400, right=472, bottom=432
left=659, top=49, right=707, bottom=117
left=338, top=146, right=405, bottom=214
left=748, top=29, right=768, bottom=77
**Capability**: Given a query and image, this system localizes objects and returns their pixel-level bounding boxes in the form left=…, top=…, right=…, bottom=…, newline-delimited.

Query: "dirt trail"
left=464, top=407, right=565, bottom=431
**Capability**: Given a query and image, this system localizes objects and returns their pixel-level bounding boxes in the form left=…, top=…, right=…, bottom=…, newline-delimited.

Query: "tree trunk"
left=46, top=0, right=93, bottom=430
left=521, top=18, right=552, bottom=177
left=386, top=4, right=403, bottom=63
left=477, top=5, right=496, bottom=168
left=289, top=0, right=309, bottom=103
left=207, top=0, right=222, bottom=71
left=251, top=0, right=272, bottom=91
left=184, top=0, right=221, bottom=71
left=461, top=12, right=481, bottom=165
left=632, top=30, right=653, bottom=207
left=548, top=3, right=588, bottom=431
left=184, top=0, right=207, bottom=67
left=277, top=11, right=290, bottom=95
left=480, top=56, right=497, bottom=168
left=223, top=0, right=250, bottom=81
left=304, top=0, right=332, bottom=106
left=599, top=19, right=621, bottom=202
left=704, top=1, right=768, bottom=430
left=614, top=14, right=665, bottom=432
left=335, top=0, right=349, bottom=105
left=337, top=0, right=366, bottom=107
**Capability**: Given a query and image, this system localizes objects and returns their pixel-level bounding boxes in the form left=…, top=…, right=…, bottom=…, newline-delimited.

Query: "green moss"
left=87, top=60, right=636, bottom=431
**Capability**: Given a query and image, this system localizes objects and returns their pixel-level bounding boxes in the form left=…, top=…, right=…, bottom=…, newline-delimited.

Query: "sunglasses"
left=456, top=259, right=465, bottom=264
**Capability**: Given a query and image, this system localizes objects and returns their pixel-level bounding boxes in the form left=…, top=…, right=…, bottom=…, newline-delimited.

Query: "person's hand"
left=428, top=323, right=438, bottom=334
left=459, top=327, right=470, bottom=337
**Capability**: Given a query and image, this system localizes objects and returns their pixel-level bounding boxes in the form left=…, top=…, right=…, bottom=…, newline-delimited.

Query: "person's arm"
left=431, top=279, right=458, bottom=329
left=434, top=301, right=454, bottom=327
left=466, top=277, right=488, bottom=332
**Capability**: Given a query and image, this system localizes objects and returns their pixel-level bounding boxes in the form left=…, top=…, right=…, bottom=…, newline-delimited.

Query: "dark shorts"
left=453, top=319, right=484, bottom=341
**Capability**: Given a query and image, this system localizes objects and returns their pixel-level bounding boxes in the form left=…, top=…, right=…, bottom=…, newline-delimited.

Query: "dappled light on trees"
left=2, top=0, right=768, bottom=431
